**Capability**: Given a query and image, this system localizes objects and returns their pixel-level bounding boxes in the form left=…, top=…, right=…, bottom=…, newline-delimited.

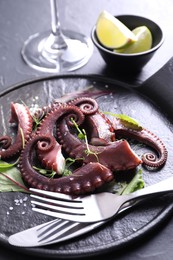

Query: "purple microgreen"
left=0, top=165, right=29, bottom=193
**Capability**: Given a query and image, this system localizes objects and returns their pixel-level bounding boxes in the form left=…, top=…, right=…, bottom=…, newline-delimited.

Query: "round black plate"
left=0, top=74, right=173, bottom=259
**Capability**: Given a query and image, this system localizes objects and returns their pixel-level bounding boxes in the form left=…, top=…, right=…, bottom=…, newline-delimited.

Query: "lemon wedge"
left=96, top=11, right=137, bottom=49
left=115, top=26, right=153, bottom=54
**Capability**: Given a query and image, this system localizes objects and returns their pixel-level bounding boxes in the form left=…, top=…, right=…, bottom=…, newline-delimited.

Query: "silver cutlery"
left=30, top=176, right=173, bottom=223
left=8, top=218, right=103, bottom=247
left=8, top=200, right=136, bottom=247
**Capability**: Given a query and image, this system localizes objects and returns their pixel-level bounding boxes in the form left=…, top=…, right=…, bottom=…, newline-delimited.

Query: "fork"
left=30, top=175, right=173, bottom=223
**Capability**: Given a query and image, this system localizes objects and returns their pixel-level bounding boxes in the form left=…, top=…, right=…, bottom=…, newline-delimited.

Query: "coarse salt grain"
left=14, top=199, right=20, bottom=205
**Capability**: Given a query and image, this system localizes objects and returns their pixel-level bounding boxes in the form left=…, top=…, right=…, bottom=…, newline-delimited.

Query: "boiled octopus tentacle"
left=33, top=97, right=98, bottom=122
left=0, top=102, right=33, bottom=159
left=68, top=97, right=99, bottom=115
left=33, top=97, right=114, bottom=145
left=37, top=139, right=65, bottom=175
left=113, top=117, right=168, bottom=168
left=82, top=111, right=115, bottom=145
left=0, top=136, right=12, bottom=149
left=19, top=134, right=114, bottom=195
left=33, top=101, right=62, bottom=122
left=72, top=140, right=142, bottom=171
left=35, top=104, right=85, bottom=174
left=36, top=104, right=85, bottom=136
left=69, top=97, right=115, bottom=145
left=33, top=88, right=109, bottom=121
left=57, top=118, right=142, bottom=171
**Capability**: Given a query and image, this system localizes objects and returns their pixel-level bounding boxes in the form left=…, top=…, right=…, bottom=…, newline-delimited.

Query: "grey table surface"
left=1, top=0, right=173, bottom=259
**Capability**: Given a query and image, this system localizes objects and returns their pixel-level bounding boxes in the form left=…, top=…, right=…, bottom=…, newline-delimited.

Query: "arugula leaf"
left=120, top=169, right=145, bottom=195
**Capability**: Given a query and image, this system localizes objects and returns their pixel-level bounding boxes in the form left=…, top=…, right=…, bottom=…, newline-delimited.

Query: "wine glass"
left=21, top=0, right=93, bottom=73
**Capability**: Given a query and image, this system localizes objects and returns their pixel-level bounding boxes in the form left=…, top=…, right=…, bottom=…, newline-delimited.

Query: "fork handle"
left=124, top=175, right=173, bottom=202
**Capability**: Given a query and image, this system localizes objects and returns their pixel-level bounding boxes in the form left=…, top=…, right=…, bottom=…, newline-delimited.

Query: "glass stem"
left=45, top=0, right=67, bottom=51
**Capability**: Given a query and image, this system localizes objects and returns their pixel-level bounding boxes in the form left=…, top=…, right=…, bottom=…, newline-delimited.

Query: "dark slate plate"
left=0, top=74, right=173, bottom=259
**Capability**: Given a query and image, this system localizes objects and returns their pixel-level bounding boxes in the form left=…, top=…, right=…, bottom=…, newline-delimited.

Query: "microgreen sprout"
left=33, top=166, right=56, bottom=178
left=82, top=129, right=99, bottom=161
left=71, top=117, right=85, bottom=140
left=63, top=157, right=83, bottom=176
left=32, top=113, right=44, bottom=131
left=71, top=118, right=99, bottom=161
left=32, top=115, right=41, bottom=128
left=19, top=127, right=25, bottom=149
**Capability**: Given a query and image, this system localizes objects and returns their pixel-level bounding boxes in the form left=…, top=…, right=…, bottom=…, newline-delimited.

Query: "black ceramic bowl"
left=91, top=15, right=164, bottom=71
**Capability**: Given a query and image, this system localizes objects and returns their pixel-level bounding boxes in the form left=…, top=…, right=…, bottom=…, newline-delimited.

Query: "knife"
left=8, top=217, right=105, bottom=247
left=8, top=200, right=138, bottom=247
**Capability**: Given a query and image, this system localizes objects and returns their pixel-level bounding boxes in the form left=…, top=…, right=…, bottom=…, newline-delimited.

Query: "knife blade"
left=8, top=217, right=105, bottom=247
left=8, top=200, right=138, bottom=247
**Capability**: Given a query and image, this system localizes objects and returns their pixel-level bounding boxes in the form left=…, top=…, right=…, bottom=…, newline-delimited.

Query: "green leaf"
left=0, top=165, right=29, bottom=192
left=121, top=169, right=145, bottom=195
left=63, top=169, right=72, bottom=176
left=63, top=157, right=84, bottom=176
left=0, top=159, right=19, bottom=170
left=103, top=112, right=142, bottom=130
left=33, top=166, right=56, bottom=178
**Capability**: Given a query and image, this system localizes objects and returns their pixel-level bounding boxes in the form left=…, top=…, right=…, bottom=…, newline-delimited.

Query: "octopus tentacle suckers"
left=0, top=97, right=168, bottom=195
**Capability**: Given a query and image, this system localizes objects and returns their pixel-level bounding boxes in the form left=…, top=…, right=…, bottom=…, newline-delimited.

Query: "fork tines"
left=30, top=188, right=86, bottom=218
left=30, top=188, right=81, bottom=202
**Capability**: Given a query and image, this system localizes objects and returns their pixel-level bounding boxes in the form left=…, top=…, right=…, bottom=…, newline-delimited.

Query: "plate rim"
left=0, top=74, right=135, bottom=98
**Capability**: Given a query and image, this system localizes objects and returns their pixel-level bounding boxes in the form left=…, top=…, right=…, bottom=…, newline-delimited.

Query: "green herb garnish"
left=33, top=166, right=56, bottom=178
left=0, top=159, right=19, bottom=170
left=119, top=169, right=145, bottom=195
left=0, top=161, right=29, bottom=192
left=103, top=112, right=142, bottom=130
left=71, top=118, right=99, bottom=161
